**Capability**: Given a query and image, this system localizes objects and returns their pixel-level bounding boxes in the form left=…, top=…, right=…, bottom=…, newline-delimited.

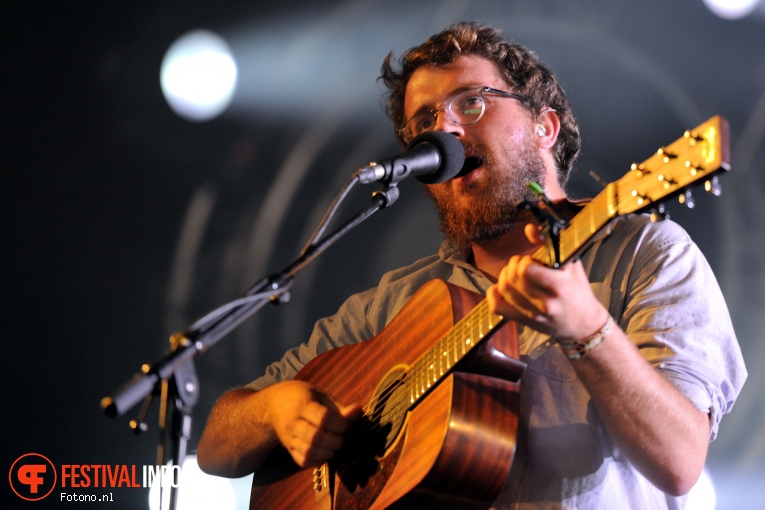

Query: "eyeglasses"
left=398, top=86, right=528, bottom=143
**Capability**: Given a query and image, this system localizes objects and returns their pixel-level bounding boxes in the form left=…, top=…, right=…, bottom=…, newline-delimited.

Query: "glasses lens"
left=404, top=114, right=436, bottom=141
left=401, top=89, right=487, bottom=142
left=450, top=91, right=485, bottom=124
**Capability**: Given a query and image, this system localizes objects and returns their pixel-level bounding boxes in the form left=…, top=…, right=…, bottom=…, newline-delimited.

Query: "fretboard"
left=402, top=299, right=504, bottom=408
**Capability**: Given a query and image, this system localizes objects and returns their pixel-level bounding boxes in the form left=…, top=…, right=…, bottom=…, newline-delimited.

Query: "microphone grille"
left=408, top=131, right=466, bottom=184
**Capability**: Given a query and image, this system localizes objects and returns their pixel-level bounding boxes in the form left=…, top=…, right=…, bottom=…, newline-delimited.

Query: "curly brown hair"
left=379, top=21, right=580, bottom=185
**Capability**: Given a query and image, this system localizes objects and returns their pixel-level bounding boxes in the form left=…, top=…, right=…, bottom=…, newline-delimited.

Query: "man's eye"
left=416, top=115, right=435, bottom=131
left=457, top=96, right=483, bottom=115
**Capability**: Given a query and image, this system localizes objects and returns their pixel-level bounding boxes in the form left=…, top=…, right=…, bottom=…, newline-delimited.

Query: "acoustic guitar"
left=250, top=115, right=729, bottom=509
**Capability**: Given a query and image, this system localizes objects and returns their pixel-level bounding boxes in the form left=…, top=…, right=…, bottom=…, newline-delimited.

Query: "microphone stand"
left=101, top=177, right=403, bottom=510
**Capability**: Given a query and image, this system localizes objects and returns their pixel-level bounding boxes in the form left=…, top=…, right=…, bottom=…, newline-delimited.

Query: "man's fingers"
left=286, top=395, right=363, bottom=468
left=308, top=394, right=359, bottom=435
left=340, top=402, right=364, bottom=421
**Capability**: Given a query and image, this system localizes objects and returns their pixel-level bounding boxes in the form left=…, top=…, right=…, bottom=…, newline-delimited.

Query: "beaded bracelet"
left=558, top=315, right=614, bottom=360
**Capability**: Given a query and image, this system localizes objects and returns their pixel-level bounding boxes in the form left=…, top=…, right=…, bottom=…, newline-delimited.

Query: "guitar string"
left=344, top=304, right=479, bottom=441
left=346, top=300, right=497, bottom=444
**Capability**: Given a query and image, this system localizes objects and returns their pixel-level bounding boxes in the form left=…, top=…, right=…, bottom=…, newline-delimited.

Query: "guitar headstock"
left=533, top=115, right=731, bottom=268
left=612, top=115, right=730, bottom=216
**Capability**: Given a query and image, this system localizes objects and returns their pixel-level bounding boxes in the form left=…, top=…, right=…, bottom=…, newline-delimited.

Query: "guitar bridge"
left=312, top=464, right=330, bottom=493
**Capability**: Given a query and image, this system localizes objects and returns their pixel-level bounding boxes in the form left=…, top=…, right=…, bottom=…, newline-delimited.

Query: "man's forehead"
left=403, top=55, right=507, bottom=112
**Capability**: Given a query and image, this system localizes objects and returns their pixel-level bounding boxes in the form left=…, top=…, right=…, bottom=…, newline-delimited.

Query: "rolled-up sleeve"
left=616, top=219, right=747, bottom=441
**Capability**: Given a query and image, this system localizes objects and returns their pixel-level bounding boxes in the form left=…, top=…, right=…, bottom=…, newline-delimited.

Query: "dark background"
left=3, top=1, right=764, bottom=508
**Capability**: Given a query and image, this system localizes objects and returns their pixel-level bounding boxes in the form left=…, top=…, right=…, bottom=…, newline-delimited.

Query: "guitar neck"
left=404, top=300, right=504, bottom=407
left=532, top=187, right=618, bottom=267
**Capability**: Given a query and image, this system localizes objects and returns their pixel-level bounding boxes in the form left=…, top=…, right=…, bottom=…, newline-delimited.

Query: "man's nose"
left=432, top=110, right=466, bottom=138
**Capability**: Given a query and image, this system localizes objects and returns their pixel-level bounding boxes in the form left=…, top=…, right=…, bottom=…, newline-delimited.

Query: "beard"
left=424, top=133, right=546, bottom=248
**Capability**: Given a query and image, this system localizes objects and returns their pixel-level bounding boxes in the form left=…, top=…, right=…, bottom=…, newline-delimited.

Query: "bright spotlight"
left=148, top=455, right=237, bottom=510
left=686, top=468, right=716, bottom=510
left=161, top=29, right=238, bottom=122
left=703, top=0, right=761, bottom=19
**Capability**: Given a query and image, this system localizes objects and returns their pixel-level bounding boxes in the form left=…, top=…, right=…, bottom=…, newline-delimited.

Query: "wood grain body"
left=250, top=280, right=521, bottom=509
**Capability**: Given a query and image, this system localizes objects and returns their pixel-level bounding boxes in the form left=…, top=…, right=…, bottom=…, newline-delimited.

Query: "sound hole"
left=333, top=368, right=409, bottom=493
left=371, top=368, right=409, bottom=450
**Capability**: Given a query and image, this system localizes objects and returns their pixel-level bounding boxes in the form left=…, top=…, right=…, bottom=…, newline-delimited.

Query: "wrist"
left=557, top=315, right=614, bottom=360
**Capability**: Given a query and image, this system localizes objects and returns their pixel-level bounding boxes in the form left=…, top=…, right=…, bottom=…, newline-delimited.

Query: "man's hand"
left=269, top=381, right=363, bottom=468
left=486, top=223, right=608, bottom=341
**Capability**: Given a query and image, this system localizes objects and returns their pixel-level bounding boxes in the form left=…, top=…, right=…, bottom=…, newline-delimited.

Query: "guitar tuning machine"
left=684, top=160, right=702, bottom=176
left=705, top=175, right=722, bottom=196
left=631, top=189, right=649, bottom=206
left=684, top=130, right=705, bottom=145
left=657, top=174, right=678, bottom=189
left=657, top=147, right=678, bottom=163
left=650, top=204, right=668, bottom=223
left=679, top=189, right=695, bottom=209
left=631, top=162, right=649, bottom=177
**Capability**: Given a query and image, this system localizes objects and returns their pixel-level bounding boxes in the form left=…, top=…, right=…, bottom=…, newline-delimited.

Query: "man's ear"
left=536, top=109, right=560, bottom=150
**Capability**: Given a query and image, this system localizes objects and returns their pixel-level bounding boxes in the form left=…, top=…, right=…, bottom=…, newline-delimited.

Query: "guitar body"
left=250, top=279, right=522, bottom=509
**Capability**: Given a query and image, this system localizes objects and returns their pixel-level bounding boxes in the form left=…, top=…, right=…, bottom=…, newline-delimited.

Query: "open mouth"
left=456, top=156, right=483, bottom=178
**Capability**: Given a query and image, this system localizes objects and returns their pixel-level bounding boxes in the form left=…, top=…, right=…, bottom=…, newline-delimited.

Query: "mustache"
left=456, top=141, right=488, bottom=177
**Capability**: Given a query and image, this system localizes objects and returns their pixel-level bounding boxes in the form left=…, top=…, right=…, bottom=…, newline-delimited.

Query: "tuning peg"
left=650, top=204, right=668, bottom=222
left=657, top=148, right=678, bottom=163
left=684, top=130, right=705, bottom=145
left=705, top=175, right=722, bottom=196
left=657, top=174, right=677, bottom=189
left=678, top=189, right=695, bottom=209
left=631, top=189, right=649, bottom=206
left=631, top=163, right=649, bottom=177
left=685, top=160, right=702, bottom=176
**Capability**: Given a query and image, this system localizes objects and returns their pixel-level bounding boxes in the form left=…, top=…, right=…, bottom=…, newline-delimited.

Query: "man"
left=197, top=22, right=746, bottom=508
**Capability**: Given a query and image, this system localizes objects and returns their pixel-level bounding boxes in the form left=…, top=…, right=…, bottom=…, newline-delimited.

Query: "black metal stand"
left=101, top=178, right=403, bottom=510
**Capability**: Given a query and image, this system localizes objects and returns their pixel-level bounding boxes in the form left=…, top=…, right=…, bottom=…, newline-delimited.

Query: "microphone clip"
left=517, top=181, right=569, bottom=268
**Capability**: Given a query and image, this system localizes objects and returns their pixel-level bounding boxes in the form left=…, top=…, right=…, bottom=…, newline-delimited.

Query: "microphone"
left=356, top=131, right=465, bottom=185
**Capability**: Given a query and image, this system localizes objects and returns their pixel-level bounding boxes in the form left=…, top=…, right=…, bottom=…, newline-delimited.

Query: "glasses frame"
left=397, top=86, right=528, bottom=144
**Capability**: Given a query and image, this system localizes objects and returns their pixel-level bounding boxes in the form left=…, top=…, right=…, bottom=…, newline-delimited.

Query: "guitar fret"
left=461, top=319, right=468, bottom=357
left=455, top=330, right=461, bottom=360
left=478, top=306, right=485, bottom=340
left=402, top=300, right=506, bottom=409
left=419, top=358, right=425, bottom=396
left=428, top=351, right=438, bottom=388
left=426, top=350, right=433, bottom=388
left=420, top=361, right=426, bottom=393
left=449, top=326, right=456, bottom=367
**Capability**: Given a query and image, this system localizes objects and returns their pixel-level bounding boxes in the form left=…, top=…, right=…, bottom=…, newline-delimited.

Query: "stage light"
left=703, top=0, right=761, bottom=19
left=686, top=468, right=716, bottom=510
left=161, top=29, right=238, bottom=121
left=148, top=455, right=237, bottom=510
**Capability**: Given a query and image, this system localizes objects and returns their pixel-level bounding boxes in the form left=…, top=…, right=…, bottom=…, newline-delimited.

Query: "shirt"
left=246, top=214, right=747, bottom=509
